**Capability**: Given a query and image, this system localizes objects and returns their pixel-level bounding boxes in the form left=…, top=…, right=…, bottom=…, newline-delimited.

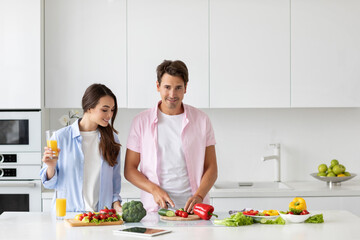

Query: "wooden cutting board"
left=65, top=219, right=124, bottom=227
left=160, top=214, right=201, bottom=221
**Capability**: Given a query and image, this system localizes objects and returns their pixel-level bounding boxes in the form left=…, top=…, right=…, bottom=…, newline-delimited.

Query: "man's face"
left=157, top=73, right=187, bottom=115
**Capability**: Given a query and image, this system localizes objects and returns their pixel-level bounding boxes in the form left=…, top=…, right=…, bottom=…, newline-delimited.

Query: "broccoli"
left=122, top=200, right=147, bottom=222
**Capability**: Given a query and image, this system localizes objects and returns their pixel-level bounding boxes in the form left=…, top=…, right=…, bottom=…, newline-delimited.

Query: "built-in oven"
left=0, top=111, right=42, bottom=214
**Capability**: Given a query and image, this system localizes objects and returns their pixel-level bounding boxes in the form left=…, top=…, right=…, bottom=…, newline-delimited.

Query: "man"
left=124, top=60, right=217, bottom=213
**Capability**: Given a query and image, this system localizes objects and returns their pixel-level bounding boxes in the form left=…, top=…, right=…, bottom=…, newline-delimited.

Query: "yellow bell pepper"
left=289, top=197, right=307, bottom=210
left=262, top=210, right=279, bottom=216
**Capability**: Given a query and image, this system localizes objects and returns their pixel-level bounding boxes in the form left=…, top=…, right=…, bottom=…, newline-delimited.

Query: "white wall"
left=48, top=108, right=360, bottom=182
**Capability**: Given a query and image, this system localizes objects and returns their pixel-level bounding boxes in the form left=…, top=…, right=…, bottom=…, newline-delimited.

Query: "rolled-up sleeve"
left=40, top=165, right=58, bottom=189
left=205, top=115, right=216, bottom=147
left=126, top=117, right=141, bottom=153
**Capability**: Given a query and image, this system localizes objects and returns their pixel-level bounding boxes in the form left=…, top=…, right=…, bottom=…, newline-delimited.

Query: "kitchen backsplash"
left=47, top=108, right=360, bottom=182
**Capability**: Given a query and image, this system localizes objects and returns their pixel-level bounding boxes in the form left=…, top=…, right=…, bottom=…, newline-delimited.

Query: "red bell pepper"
left=193, top=203, right=218, bottom=220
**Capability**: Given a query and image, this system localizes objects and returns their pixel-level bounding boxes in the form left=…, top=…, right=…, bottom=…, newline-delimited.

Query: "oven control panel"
left=0, top=154, right=17, bottom=163
left=0, top=168, right=17, bottom=177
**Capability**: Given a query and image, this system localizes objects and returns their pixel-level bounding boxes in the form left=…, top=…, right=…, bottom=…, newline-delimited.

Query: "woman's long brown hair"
left=81, top=83, right=120, bottom=167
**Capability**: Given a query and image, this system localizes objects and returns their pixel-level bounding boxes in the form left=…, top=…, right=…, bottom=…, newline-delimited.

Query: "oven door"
left=0, top=180, right=41, bottom=214
left=0, top=111, right=41, bottom=152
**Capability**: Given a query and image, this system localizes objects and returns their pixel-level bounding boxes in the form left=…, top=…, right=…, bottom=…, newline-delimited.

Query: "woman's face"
left=88, top=95, right=115, bottom=127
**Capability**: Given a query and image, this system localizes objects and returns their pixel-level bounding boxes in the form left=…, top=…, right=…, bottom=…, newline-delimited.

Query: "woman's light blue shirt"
left=40, top=119, right=122, bottom=212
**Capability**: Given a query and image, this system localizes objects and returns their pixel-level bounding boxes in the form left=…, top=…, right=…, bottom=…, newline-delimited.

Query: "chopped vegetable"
left=304, top=214, right=324, bottom=223
left=243, top=210, right=259, bottom=216
left=122, top=200, right=147, bottom=222
left=259, top=217, right=285, bottom=225
left=158, top=208, right=175, bottom=217
left=214, top=212, right=253, bottom=227
left=262, top=210, right=279, bottom=216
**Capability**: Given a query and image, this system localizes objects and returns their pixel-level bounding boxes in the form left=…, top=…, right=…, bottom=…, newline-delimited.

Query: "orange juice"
left=56, top=198, right=66, bottom=217
left=47, top=140, right=58, bottom=156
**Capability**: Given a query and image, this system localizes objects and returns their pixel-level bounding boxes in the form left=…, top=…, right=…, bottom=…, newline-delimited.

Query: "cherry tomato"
left=181, top=212, right=188, bottom=218
left=175, top=210, right=181, bottom=216
left=100, top=207, right=110, bottom=214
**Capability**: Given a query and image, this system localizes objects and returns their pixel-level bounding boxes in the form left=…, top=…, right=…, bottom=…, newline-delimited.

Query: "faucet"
left=261, top=143, right=281, bottom=182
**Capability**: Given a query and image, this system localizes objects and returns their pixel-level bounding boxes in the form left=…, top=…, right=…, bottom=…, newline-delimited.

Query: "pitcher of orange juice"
left=45, top=130, right=58, bottom=157
left=56, top=189, right=66, bottom=220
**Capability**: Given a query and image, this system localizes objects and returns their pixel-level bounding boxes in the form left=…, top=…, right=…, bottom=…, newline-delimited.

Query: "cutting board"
left=65, top=219, right=124, bottom=227
left=160, top=214, right=201, bottom=221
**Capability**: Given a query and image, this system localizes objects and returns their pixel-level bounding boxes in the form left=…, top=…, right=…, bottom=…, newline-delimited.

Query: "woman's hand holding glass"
left=43, top=130, right=61, bottom=179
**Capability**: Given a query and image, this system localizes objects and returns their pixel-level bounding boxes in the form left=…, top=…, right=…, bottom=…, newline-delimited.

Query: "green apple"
left=318, top=164, right=328, bottom=173
left=327, top=172, right=336, bottom=177
left=317, top=172, right=327, bottom=177
left=344, top=172, right=351, bottom=176
left=331, top=159, right=339, bottom=167
left=339, top=164, right=346, bottom=172
left=332, top=165, right=345, bottom=175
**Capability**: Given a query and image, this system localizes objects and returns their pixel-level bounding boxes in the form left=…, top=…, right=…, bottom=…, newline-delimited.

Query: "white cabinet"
left=45, top=0, right=127, bottom=108
left=212, top=196, right=360, bottom=216
left=209, top=0, right=290, bottom=108
left=0, top=0, right=41, bottom=109
left=291, top=0, right=360, bottom=107
left=127, top=0, right=209, bottom=108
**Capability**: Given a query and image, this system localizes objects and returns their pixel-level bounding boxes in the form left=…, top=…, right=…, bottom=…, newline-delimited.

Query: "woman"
left=40, top=83, right=122, bottom=212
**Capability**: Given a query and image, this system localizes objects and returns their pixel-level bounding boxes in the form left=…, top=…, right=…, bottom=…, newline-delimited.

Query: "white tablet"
left=113, top=227, right=172, bottom=237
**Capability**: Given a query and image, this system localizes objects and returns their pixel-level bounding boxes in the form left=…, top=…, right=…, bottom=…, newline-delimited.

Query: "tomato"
left=82, top=213, right=88, bottom=217
left=181, top=212, right=188, bottom=218
left=93, top=215, right=99, bottom=220
left=100, top=207, right=110, bottom=214
left=110, top=208, right=116, bottom=214
left=88, top=211, right=93, bottom=217
left=99, top=214, right=107, bottom=220
left=111, top=214, right=117, bottom=219
left=300, top=210, right=309, bottom=215
left=289, top=212, right=294, bottom=215
left=175, top=210, right=180, bottom=216
left=243, top=210, right=259, bottom=216
left=79, top=216, right=84, bottom=221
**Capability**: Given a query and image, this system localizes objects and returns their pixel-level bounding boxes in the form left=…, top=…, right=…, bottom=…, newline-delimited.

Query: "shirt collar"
left=152, top=100, right=189, bottom=124
left=70, top=118, right=81, bottom=138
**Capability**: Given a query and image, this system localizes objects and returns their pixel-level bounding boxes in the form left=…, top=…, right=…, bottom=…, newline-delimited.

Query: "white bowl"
left=279, top=213, right=311, bottom=223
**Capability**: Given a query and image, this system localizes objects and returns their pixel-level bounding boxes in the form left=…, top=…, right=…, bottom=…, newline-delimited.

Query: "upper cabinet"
left=127, top=0, right=209, bottom=108
left=0, top=0, right=41, bottom=109
left=209, top=0, right=290, bottom=108
left=45, top=0, right=127, bottom=108
left=291, top=0, right=360, bottom=107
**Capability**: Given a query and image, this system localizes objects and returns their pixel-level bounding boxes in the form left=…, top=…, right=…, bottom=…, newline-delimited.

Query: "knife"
left=165, top=202, right=178, bottom=212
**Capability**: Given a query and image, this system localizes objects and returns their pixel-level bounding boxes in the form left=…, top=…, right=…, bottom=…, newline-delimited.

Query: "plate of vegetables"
left=241, top=209, right=280, bottom=221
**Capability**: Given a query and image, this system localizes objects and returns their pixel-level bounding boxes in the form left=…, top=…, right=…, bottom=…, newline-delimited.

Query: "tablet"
left=113, top=227, right=172, bottom=237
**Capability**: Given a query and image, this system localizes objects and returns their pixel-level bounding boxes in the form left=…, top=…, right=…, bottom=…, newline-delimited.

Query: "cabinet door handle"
left=0, top=182, right=36, bottom=188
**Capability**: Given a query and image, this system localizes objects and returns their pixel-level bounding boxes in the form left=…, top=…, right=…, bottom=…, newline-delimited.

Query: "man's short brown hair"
left=156, top=60, right=189, bottom=86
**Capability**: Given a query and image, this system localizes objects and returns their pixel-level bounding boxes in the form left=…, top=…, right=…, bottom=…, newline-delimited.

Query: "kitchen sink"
left=213, top=181, right=292, bottom=190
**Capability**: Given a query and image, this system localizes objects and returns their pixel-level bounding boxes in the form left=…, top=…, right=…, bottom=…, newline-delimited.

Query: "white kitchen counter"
left=0, top=210, right=359, bottom=240
left=42, top=180, right=360, bottom=200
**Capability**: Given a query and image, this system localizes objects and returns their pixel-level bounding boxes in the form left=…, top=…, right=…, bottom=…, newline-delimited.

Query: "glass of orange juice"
left=45, top=130, right=58, bottom=157
left=56, top=189, right=66, bottom=220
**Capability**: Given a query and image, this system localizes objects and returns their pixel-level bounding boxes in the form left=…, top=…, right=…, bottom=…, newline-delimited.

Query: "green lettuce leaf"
left=305, top=214, right=324, bottom=223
